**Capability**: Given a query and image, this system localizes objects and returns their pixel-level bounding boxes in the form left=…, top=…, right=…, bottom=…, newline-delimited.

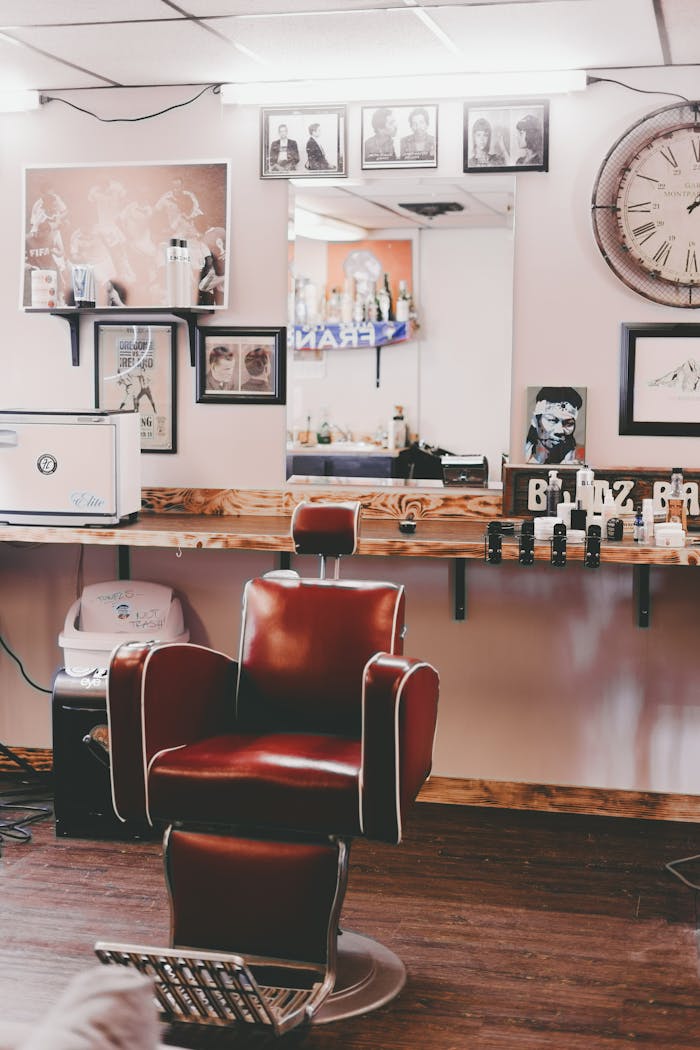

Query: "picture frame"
left=260, top=106, right=346, bottom=179
left=23, top=161, right=229, bottom=309
left=463, top=99, right=549, bottom=173
left=196, top=326, right=286, bottom=405
left=361, top=103, right=438, bottom=170
left=524, top=385, right=587, bottom=465
left=619, top=323, right=700, bottom=436
left=94, top=322, right=177, bottom=453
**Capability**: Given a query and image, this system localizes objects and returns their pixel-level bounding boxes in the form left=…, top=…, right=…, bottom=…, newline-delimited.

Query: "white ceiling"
left=0, top=0, right=692, bottom=93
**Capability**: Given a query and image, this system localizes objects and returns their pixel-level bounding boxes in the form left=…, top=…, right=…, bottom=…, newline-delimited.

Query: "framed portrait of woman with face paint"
left=524, top=386, right=587, bottom=465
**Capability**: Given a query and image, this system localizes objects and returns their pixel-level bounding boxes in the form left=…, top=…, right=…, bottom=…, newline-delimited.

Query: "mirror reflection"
left=287, top=176, right=515, bottom=487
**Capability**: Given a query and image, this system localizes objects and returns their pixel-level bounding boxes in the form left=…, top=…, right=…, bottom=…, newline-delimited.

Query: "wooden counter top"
left=2, top=511, right=700, bottom=565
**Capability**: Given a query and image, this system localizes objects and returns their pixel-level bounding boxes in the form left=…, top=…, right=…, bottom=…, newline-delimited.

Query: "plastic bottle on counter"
left=387, top=406, right=407, bottom=451
left=545, top=469, right=562, bottom=516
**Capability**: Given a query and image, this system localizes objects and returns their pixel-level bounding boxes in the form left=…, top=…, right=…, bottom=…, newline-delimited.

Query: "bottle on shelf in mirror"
left=377, top=273, right=393, bottom=322
left=367, top=282, right=379, bottom=322
left=352, top=282, right=365, bottom=324
left=340, top=278, right=353, bottom=323
left=326, top=287, right=342, bottom=323
left=395, top=280, right=411, bottom=323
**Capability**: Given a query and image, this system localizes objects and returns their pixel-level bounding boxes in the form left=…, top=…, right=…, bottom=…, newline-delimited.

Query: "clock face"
left=616, top=125, right=700, bottom=284
left=592, top=102, right=700, bottom=307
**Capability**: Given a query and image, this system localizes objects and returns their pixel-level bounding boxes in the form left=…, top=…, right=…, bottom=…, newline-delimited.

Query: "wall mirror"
left=287, top=175, right=515, bottom=486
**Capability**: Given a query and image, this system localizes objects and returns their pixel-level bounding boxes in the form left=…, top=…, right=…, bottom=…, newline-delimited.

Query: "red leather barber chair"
left=95, top=501, right=439, bottom=1034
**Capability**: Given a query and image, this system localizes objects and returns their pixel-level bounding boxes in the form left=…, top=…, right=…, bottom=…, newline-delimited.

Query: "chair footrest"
left=94, top=941, right=329, bottom=1035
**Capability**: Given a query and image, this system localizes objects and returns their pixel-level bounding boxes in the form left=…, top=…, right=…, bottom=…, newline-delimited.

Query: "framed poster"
left=361, top=103, right=438, bottom=169
left=23, top=160, right=229, bottom=309
left=196, top=326, right=286, bottom=405
left=524, top=385, right=587, bottom=464
left=620, top=323, right=700, bottom=436
left=463, top=100, right=549, bottom=173
left=94, top=322, right=177, bottom=453
left=261, top=106, right=346, bottom=178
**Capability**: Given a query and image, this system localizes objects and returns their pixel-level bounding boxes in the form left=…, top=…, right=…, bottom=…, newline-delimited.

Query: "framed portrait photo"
left=260, top=106, right=346, bottom=179
left=524, top=384, right=587, bottom=465
left=196, top=326, right=286, bottom=405
left=94, top=321, right=177, bottom=453
left=619, top=323, right=700, bottom=436
left=463, top=99, right=549, bottom=173
left=361, top=103, right=438, bottom=170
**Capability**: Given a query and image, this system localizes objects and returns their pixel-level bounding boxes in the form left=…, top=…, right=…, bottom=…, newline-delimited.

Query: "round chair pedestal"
left=314, top=931, right=406, bottom=1024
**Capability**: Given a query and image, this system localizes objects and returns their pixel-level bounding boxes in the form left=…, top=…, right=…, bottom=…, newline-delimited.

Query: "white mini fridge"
left=0, top=409, right=141, bottom=526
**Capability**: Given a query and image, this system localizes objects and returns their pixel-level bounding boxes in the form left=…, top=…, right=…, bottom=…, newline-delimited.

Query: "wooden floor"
left=2, top=779, right=700, bottom=1049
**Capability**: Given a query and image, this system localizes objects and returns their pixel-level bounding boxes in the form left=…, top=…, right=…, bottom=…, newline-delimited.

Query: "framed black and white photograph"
left=525, top=384, right=587, bottom=464
left=196, top=326, right=286, bottom=405
left=260, top=107, right=346, bottom=179
left=361, top=103, right=438, bottom=170
left=620, top=323, right=700, bottom=436
left=463, top=100, right=549, bottom=173
left=94, top=321, right=177, bottom=453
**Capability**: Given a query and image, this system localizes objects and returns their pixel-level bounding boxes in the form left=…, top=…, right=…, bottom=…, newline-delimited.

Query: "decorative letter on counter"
left=504, top=465, right=700, bottom=523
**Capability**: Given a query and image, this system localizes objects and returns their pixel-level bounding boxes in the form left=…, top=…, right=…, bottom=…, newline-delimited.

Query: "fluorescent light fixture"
left=221, top=70, right=586, bottom=106
left=0, top=89, right=40, bottom=112
left=294, top=206, right=366, bottom=242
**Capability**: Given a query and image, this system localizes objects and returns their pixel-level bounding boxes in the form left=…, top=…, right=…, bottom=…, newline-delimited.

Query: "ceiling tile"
left=7, top=20, right=264, bottom=87
left=660, top=0, right=700, bottom=64
left=0, top=0, right=172, bottom=24
left=429, top=0, right=663, bottom=72
left=0, top=34, right=105, bottom=89
left=212, top=10, right=465, bottom=82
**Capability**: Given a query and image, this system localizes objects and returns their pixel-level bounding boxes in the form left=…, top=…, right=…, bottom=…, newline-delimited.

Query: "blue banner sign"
left=294, top=321, right=410, bottom=351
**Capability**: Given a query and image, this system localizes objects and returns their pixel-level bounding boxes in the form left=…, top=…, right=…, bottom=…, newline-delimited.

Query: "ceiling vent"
left=398, top=201, right=464, bottom=218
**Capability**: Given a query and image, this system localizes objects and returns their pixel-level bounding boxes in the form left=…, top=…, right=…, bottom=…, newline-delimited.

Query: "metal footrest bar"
left=95, top=941, right=328, bottom=1035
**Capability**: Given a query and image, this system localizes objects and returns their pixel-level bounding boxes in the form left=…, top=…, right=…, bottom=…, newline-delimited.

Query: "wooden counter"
left=0, top=486, right=699, bottom=565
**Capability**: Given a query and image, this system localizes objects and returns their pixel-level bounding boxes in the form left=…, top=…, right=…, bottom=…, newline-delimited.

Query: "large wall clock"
left=592, top=101, right=700, bottom=308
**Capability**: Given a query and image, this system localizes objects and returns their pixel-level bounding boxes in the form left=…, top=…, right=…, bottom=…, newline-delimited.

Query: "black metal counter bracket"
left=452, top=558, right=467, bottom=620
left=550, top=524, right=567, bottom=566
left=633, top=564, right=651, bottom=628
left=485, top=523, right=502, bottom=564
left=584, top=526, right=601, bottom=569
left=518, top=522, right=534, bottom=565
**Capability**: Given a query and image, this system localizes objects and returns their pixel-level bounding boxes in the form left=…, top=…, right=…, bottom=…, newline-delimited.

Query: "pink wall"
left=1, top=79, right=700, bottom=797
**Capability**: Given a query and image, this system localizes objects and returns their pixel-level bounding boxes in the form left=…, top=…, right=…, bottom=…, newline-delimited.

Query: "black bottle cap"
left=487, top=520, right=502, bottom=533
left=521, top=520, right=534, bottom=535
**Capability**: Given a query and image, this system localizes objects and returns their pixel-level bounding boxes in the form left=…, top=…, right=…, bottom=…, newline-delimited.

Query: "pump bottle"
left=666, top=467, right=688, bottom=529
left=545, top=469, right=562, bottom=516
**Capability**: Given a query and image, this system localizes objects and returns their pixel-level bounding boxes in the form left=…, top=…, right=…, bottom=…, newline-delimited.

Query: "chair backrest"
left=235, top=576, right=405, bottom=736
left=291, top=500, right=360, bottom=578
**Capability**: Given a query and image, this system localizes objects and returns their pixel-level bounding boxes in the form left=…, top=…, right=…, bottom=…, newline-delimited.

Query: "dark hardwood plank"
left=2, top=803, right=700, bottom=1048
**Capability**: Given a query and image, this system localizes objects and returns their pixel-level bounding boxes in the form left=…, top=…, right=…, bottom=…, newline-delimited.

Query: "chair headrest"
left=290, top=501, right=361, bottom=557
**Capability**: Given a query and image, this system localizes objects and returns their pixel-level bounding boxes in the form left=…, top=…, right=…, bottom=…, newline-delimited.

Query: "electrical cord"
left=666, top=851, right=700, bottom=891
left=0, top=633, right=51, bottom=694
left=39, top=83, right=221, bottom=123
left=587, top=76, right=692, bottom=104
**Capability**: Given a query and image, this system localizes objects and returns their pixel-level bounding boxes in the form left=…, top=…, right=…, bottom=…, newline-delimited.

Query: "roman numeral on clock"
left=659, top=146, right=679, bottom=167
left=693, top=138, right=700, bottom=163
left=687, top=248, right=698, bottom=273
left=627, top=201, right=651, bottom=213
left=632, top=221, right=656, bottom=244
left=653, top=240, right=672, bottom=266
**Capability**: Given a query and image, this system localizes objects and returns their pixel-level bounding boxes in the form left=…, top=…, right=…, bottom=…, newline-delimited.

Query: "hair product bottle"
left=546, top=469, right=562, bottom=516
left=666, top=467, right=688, bottom=529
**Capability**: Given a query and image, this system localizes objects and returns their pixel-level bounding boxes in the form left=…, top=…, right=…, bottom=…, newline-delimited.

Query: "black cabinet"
left=287, top=453, right=396, bottom=479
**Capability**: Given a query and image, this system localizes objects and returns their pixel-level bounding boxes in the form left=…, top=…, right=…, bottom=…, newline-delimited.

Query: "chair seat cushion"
left=148, top=732, right=362, bottom=835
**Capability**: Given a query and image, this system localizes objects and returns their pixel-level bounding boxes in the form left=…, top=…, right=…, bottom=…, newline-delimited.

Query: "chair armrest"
left=360, top=653, right=439, bottom=844
left=107, top=641, right=237, bottom=823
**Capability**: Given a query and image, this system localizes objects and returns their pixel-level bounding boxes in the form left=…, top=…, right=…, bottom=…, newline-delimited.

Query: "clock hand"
left=687, top=194, right=700, bottom=213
